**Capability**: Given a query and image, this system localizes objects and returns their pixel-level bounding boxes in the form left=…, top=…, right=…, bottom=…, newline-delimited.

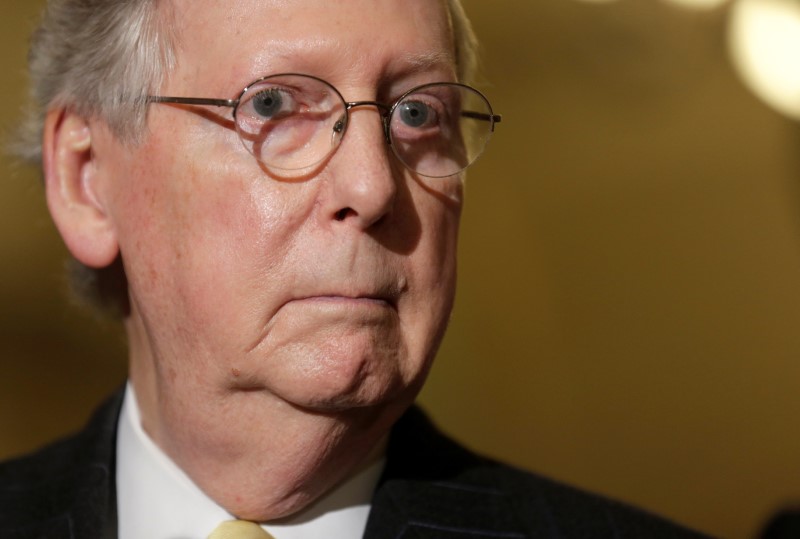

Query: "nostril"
left=335, top=208, right=352, bottom=221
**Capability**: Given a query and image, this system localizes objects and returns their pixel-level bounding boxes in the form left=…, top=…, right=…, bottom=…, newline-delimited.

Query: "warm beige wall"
left=3, top=1, right=800, bottom=538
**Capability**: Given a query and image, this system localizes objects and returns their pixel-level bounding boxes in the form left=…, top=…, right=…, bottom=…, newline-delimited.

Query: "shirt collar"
left=116, top=383, right=384, bottom=539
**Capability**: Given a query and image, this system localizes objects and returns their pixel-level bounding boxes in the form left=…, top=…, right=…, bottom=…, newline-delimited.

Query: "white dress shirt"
left=116, top=384, right=385, bottom=539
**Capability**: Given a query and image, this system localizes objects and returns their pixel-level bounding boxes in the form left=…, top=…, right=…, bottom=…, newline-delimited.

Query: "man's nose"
left=323, top=107, right=398, bottom=229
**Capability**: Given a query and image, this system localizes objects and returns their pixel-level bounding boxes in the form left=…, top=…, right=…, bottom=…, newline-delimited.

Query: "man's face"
left=95, top=0, right=461, bottom=447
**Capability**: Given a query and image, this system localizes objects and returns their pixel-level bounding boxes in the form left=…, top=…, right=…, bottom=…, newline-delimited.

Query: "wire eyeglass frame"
left=148, top=73, right=502, bottom=178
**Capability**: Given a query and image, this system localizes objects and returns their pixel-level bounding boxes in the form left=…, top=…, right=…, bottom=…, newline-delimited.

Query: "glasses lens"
left=389, top=83, right=496, bottom=178
left=234, top=74, right=346, bottom=173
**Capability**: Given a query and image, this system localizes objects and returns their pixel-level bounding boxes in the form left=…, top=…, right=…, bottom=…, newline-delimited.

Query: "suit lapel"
left=363, top=407, right=528, bottom=539
left=365, top=476, right=528, bottom=539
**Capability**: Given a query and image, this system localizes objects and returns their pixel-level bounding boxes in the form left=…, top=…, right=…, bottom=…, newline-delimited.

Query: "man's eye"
left=397, top=100, right=436, bottom=128
left=251, top=88, right=291, bottom=118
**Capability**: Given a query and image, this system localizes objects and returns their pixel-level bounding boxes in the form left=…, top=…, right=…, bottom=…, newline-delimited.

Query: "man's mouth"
left=290, top=293, right=397, bottom=310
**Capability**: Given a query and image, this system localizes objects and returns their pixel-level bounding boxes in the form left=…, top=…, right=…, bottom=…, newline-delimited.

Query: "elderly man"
left=1, top=1, right=707, bottom=538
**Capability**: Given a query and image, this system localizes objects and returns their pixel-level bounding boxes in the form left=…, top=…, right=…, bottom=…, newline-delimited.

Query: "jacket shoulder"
left=369, top=406, right=711, bottom=539
left=483, top=461, right=709, bottom=538
left=0, top=390, right=122, bottom=537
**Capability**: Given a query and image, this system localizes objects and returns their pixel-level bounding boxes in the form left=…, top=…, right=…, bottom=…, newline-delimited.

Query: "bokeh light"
left=728, top=0, right=800, bottom=120
left=662, top=0, right=731, bottom=10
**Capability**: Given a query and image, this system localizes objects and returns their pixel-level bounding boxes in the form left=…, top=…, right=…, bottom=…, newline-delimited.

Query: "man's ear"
left=43, top=109, right=119, bottom=268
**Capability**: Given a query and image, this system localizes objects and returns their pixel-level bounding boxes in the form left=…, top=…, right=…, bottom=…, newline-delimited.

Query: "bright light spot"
left=662, top=0, right=731, bottom=10
left=728, top=0, right=800, bottom=120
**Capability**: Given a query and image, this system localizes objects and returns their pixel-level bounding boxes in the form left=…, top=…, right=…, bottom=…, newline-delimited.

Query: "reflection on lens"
left=234, top=74, right=347, bottom=174
left=389, top=83, right=496, bottom=178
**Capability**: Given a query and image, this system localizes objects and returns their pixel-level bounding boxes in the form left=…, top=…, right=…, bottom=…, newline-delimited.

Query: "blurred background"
left=2, top=0, right=800, bottom=537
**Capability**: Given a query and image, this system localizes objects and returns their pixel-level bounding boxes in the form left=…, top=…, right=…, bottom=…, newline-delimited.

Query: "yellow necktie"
left=207, top=520, right=276, bottom=539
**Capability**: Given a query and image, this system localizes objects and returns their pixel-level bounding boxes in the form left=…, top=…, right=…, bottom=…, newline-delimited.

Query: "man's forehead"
left=164, top=0, right=453, bottom=38
left=161, top=0, right=456, bottom=83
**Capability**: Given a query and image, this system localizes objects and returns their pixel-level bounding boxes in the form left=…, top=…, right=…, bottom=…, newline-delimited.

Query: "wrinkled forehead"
left=161, top=0, right=457, bottom=92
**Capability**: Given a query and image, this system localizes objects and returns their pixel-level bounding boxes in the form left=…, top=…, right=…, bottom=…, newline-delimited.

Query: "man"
left=0, top=0, right=708, bottom=537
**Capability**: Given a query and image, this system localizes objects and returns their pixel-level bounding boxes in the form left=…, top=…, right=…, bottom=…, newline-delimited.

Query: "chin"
left=280, top=372, right=418, bottom=415
left=256, top=335, right=427, bottom=409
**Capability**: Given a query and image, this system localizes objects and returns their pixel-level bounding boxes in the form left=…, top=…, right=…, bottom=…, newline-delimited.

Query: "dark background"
left=3, top=1, right=800, bottom=537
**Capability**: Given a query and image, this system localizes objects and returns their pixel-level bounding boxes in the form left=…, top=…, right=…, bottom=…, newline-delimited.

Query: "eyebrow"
left=397, top=51, right=456, bottom=72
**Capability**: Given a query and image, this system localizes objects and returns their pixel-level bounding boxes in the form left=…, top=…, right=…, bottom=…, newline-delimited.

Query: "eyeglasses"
left=148, top=73, right=501, bottom=178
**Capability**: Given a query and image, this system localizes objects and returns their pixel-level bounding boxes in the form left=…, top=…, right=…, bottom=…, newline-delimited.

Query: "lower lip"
left=297, top=296, right=392, bottom=307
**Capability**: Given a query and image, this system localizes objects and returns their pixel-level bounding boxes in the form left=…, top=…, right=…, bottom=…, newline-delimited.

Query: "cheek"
left=414, top=180, right=462, bottom=286
left=116, top=108, right=292, bottom=257
left=402, top=180, right=462, bottom=350
left=108, top=134, right=308, bottom=341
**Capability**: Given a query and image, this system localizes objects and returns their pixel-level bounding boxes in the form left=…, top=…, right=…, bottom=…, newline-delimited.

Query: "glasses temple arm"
left=461, top=110, right=502, bottom=123
left=147, top=96, right=238, bottom=108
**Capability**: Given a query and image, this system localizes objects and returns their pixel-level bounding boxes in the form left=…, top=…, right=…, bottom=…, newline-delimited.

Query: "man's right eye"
left=250, top=88, right=292, bottom=119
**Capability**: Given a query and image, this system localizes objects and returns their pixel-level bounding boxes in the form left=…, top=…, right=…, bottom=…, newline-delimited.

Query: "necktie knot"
left=208, top=520, right=275, bottom=539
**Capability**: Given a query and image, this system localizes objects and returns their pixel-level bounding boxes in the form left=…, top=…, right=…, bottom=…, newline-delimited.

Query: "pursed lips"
left=283, top=278, right=406, bottom=312
left=288, top=293, right=397, bottom=310
left=246, top=289, right=401, bottom=354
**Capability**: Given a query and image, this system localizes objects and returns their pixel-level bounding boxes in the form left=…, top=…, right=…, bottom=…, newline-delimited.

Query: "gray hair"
left=16, top=0, right=175, bottom=164
left=447, top=0, right=480, bottom=86
left=18, top=0, right=479, bottom=317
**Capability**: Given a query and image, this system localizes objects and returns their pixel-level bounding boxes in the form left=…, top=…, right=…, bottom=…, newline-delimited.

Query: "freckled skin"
left=84, top=0, right=461, bottom=520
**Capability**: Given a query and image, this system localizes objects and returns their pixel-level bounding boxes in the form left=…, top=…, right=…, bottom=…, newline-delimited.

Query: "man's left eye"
left=397, top=100, right=437, bottom=128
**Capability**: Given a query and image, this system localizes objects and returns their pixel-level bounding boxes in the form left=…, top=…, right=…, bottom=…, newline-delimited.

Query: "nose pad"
left=380, top=115, right=392, bottom=146
left=332, top=115, right=346, bottom=142
left=334, top=111, right=393, bottom=151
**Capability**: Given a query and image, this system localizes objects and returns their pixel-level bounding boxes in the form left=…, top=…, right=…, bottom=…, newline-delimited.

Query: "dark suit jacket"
left=760, top=509, right=800, bottom=539
left=0, top=391, right=710, bottom=538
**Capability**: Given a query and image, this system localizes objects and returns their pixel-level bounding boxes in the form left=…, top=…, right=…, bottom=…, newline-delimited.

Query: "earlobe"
left=43, top=108, right=119, bottom=268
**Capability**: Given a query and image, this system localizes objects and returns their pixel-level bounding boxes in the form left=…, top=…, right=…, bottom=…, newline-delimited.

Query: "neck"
left=128, top=372, right=400, bottom=520
left=124, top=311, right=413, bottom=520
